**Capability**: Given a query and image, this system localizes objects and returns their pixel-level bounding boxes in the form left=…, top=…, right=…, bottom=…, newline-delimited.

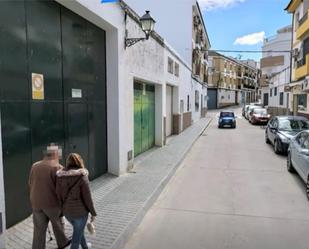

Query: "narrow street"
left=124, top=107, right=309, bottom=249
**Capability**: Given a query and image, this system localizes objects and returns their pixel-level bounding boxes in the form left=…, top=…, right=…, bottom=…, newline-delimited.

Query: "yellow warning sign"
left=32, top=73, right=44, bottom=100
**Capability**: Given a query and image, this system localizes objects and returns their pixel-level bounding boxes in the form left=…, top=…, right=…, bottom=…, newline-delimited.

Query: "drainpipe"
left=290, top=13, right=294, bottom=115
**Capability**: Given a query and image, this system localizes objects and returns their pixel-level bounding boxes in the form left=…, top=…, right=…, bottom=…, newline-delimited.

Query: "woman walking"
left=56, top=153, right=97, bottom=249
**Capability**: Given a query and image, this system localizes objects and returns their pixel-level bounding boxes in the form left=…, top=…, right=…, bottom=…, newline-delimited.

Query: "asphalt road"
left=123, top=107, right=309, bottom=249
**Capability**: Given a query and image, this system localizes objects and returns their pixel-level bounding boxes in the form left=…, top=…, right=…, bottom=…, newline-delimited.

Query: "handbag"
left=87, top=221, right=96, bottom=235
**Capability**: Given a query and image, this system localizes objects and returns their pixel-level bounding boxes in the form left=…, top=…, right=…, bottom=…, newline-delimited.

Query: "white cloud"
left=198, top=0, right=245, bottom=11
left=233, top=31, right=265, bottom=45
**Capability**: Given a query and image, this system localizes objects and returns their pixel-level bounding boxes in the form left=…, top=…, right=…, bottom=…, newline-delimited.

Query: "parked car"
left=265, top=116, right=309, bottom=154
left=242, top=105, right=250, bottom=117
left=249, top=108, right=271, bottom=124
left=245, top=105, right=263, bottom=120
left=287, top=130, right=309, bottom=199
left=218, top=110, right=236, bottom=128
left=250, top=102, right=263, bottom=107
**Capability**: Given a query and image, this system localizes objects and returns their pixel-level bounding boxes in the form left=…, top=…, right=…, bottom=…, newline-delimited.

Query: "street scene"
left=124, top=108, right=309, bottom=249
left=0, top=0, right=309, bottom=249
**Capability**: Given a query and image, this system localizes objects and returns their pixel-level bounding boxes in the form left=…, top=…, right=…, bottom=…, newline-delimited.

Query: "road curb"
left=110, top=117, right=213, bottom=249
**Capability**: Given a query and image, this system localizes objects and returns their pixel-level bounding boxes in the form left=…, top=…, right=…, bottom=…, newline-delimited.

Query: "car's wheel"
left=287, top=152, right=295, bottom=173
left=265, top=132, right=270, bottom=144
left=274, top=139, right=280, bottom=154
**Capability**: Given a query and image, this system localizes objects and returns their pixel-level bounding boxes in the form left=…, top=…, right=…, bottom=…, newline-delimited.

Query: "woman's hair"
left=66, top=153, right=85, bottom=170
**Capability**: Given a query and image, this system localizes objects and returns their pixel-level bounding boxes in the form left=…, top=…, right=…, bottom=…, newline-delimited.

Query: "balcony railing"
left=295, top=53, right=309, bottom=80
left=297, top=57, right=306, bottom=68
left=296, top=10, right=309, bottom=40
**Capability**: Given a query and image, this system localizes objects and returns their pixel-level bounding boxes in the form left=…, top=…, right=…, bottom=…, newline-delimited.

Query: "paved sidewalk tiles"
left=5, top=116, right=213, bottom=249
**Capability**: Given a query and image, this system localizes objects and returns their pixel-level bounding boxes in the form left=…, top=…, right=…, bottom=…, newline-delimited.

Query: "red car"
left=249, top=108, right=271, bottom=124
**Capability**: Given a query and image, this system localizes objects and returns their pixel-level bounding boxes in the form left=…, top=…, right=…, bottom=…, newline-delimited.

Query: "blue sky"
left=201, top=0, right=292, bottom=61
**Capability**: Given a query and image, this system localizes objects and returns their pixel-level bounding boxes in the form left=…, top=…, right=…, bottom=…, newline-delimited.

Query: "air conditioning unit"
left=293, top=48, right=300, bottom=58
left=302, top=78, right=309, bottom=92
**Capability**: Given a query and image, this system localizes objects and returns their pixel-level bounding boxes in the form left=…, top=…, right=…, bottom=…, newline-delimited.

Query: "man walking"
left=29, top=144, right=71, bottom=249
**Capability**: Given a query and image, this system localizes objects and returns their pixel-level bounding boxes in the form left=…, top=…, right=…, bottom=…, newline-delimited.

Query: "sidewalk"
left=5, top=115, right=213, bottom=249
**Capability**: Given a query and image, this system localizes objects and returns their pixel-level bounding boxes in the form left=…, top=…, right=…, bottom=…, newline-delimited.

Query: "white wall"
left=268, top=67, right=290, bottom=110
left=124, top=0, right=194, bottom=65
left=121, top=15, right=165, bottom=173
left=191, top=79, right=207, bottom=122
left=218, top=89, right=236, bottom=105
left=164, top=43, right=192, bottom=122
left=262, top=29, right=292, bottom=76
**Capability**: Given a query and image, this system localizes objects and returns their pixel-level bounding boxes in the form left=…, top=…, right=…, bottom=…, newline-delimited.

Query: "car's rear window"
left=220, top=112, right=234, bottom=117
left=254, top=109, right=267, bottom=114
left=279, top=119, right=309, bottom=131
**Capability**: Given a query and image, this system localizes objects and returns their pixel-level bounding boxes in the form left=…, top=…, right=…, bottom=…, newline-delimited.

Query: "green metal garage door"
left=134, top=82, right=155, bottom=157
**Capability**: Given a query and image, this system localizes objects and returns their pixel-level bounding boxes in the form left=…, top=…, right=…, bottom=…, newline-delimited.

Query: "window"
left=279, top=92, right=284, bottom=105
left=274, top=87, right=277, bottom=96
left=304, top=137, right=309, bottom=150
left=298, top=94, right=307, bottom=111
left=296, top=132, right=308, bottom=147
left=168, top=57, right=174, bottom=74
left=174, top=63, right=179, bottom=77
left=195, top=90, right=199, bottom=111
left=270, top=88, right=273, bottom=97
left=187, top=95, right=190, bottom=112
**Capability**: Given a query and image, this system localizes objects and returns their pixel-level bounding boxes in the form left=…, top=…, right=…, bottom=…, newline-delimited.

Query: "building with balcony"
left=207, top=51, right=258, bottom=109
left=285, top=0, right=309, bottom=118
left=259, top=25, right=292, bottom=115
left=0, top=0, right=212, bottom=238
left=125, top=0, right=211, bottom=122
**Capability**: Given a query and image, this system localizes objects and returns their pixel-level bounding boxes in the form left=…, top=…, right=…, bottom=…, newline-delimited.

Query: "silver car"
left=287, top=130, right=309, bottom=199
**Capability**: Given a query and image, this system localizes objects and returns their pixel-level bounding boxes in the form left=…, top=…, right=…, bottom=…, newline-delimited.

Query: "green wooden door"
left=134, top=88, right=142, bottom=156
left=134, top=83, right=155, bottom=157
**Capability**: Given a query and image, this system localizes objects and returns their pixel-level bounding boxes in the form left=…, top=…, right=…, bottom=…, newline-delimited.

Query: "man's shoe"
left=58, top=239, right=71, bottom=249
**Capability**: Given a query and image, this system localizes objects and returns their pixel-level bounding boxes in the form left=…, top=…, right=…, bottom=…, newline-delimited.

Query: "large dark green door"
left=0, top=0, right=107, bottom=228
left=134, top=83, right=155, bottom=157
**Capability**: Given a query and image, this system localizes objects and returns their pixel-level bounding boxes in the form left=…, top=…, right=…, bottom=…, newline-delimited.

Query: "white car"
left=245, top=105, right=262, bottom=120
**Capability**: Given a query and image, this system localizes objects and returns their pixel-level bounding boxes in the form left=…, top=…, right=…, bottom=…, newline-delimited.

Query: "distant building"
left=207, top=51, right=258, bottom=109
left=259, top=25, right=292, bottom=115
left=285, top=0, right=309, bottom=118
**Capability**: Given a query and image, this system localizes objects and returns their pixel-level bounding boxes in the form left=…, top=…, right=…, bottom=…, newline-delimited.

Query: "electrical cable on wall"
left=208, top=49, right=292, bottom=53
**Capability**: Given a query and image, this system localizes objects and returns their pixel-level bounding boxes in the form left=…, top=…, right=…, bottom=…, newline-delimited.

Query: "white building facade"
left=125, top=0, right=210, bottom=120
left=0, top=0, right=212, bottom=238
left=259, top=25, right=292, bottom=115
left=56, top=0, right=209, bottom=174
